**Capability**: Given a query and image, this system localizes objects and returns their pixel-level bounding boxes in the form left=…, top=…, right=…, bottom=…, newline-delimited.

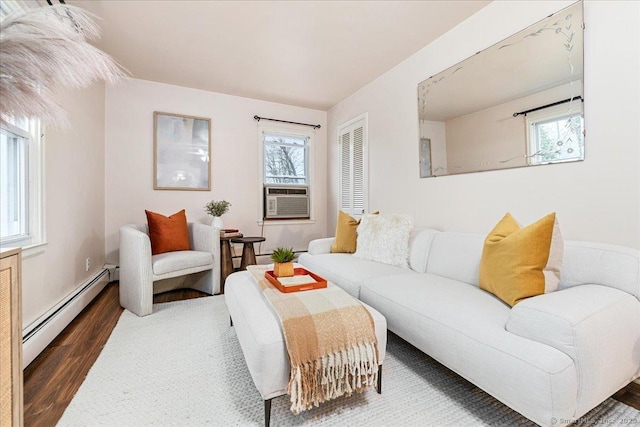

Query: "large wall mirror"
left=418, top=1, right=583, bottom=177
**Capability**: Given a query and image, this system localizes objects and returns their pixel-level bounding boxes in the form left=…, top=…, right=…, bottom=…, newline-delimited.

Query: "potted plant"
left=204, top=200, right=231, bottom=230
left=271, top=247, right=296, bottom=277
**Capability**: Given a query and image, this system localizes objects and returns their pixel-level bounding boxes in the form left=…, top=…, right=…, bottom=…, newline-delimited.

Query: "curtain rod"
left=513, top=96, right=583, bottom=117
left=254, top=115, right=321, bottom=129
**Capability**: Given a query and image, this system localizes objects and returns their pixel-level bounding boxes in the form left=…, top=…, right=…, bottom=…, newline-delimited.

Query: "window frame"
left=525, top=102, right=585, bottom=166
left=262, top=132, right=309, bottom=185
left=1, top=123, right=29, bottom=243
left=0, top=117, right=46, bottom=256
left=257, top=122, right=315, bottom=225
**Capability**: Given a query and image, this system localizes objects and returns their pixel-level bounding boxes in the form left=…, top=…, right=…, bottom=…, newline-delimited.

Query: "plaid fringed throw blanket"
left=247, top=265, right=379, bottom=414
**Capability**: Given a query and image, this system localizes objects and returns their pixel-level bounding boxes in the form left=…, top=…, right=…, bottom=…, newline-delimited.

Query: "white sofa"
left=298, top=229, right=640, bottom=427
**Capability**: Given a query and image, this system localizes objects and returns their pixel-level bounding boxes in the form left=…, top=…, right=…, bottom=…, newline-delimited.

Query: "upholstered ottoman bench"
left=225, top=270, right=387, bottom=427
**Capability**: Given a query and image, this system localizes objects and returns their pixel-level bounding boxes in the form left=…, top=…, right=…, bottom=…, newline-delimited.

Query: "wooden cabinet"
left=1, top=248, right=23, bottom=427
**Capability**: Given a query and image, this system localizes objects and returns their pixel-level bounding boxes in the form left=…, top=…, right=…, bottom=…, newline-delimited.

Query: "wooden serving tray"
left=265, top=268, right=327, bottom=293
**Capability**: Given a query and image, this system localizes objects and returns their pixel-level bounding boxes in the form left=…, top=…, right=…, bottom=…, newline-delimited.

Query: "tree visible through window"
left=263, top=133, right=308, bottom=184
left=526, top=100, right=584, bottom=166
left=532, top=114, right=584, bottom=164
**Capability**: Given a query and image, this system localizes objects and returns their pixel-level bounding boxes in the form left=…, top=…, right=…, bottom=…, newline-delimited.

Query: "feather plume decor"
left=0, top=4, right=127, bottom=127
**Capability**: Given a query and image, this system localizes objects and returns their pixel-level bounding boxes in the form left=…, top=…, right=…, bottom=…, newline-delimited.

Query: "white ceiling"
left=68, top=0, right=490, bottom=111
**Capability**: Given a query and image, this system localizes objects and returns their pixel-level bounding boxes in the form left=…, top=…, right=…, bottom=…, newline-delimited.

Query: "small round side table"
left=220, top=235, right=241, bottom=294
left=231, top=236, right=266, bottom=270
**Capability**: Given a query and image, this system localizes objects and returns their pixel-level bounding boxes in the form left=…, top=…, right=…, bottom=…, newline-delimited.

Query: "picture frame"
left=419, top=138, right=432, bottom=178
left=153, top=111, right=211, bottom=191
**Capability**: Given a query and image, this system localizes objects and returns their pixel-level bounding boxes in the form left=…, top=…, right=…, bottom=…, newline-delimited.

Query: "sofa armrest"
left=506, top=284, right=640, bottom=415
left=307, top=237, right=335, bottom=255
left=119, top=225, right=153, bottom=277
left=119, top=225, right=154, bottom=315
left=191, top=223, right=220, bottom=255
left=191, top=222, right=221, bottom=292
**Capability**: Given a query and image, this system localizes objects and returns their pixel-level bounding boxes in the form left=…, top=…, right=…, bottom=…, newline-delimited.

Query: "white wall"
left=21, top=83, right=107, bottom=328
left=105, top=79, right=328, bottom=264
left=327, top=0, right=640, bottom=249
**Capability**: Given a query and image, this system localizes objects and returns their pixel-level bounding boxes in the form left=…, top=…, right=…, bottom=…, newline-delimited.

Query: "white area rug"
left=58, top=296, right=639, bottom=426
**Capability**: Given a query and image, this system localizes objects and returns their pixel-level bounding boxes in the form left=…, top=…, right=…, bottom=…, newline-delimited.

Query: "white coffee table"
left=225, top=270, right=387, bottom=427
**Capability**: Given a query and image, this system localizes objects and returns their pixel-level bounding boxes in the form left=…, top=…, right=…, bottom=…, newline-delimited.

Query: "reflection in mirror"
left=418, top=1, right=583, bottom=177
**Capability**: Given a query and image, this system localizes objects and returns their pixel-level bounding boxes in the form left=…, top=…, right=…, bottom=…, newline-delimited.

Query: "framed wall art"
left=153, top=111, right=211, bottom=190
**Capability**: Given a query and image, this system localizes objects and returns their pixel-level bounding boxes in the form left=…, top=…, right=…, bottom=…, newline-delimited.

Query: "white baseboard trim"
left=22, top=269, right=110, bottom=368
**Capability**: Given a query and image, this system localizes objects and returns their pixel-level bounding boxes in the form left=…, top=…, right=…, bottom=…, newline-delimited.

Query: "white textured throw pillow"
left=354, top=214, right=412, bottom=268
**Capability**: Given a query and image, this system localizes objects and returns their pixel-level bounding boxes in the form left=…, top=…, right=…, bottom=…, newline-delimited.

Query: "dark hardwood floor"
left=23, top=282, right=640, bottom=427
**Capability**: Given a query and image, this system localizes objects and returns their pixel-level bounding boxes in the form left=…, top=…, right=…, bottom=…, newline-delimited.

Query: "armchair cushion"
left=145, top=209, right=190, bottom=255
left=152, top=250, right=213, bottom=276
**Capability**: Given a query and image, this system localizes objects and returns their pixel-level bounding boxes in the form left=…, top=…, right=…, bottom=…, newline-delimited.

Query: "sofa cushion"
left=359, top=273, right=577, bottom=425
left=479, top=213, right=563, bottom=306
left=408, top=229, right=439, bottom=273
left=561, top=241, right=640, bottom=300
left=297, top=252, right=416, bottom=298
left=152, top=250, right=213, bottom=276
left=426, top=232, right=484, bottom=286
left=145, top=209, right=191, bottom=255
left=354, top=214, right=412, bottom=268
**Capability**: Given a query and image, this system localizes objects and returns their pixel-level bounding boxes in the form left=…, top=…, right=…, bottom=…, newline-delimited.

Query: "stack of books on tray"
left=220, top=229, right=242, bottom=238
left=277, top=275, right=317, bottom=287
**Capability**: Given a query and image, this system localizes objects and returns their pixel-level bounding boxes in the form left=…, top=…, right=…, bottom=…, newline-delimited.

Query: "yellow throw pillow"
left=330, top=211, right=379, bottom=253
left=479, top=212, right=563, bottom=307
left=331, top=211, right=360, bottom=253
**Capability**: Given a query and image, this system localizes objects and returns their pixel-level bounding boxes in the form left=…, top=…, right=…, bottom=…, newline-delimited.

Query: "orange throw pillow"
left=145, top=209, right=191, bottom=255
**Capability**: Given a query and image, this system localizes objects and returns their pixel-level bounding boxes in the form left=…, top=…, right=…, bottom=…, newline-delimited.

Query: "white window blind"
left=338, top=114, right=367, bottom=216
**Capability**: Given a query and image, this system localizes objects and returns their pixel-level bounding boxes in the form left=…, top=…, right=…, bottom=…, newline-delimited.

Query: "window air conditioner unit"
left=264, top=186, right=310, bottom=219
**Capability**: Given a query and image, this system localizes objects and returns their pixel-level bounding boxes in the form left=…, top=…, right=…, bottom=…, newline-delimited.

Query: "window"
left=258, top=125, right=315, bottom=224
left=1, top=124, right=29, bottom=242
left=338, top=113, right=368, bottom=216
left=0, top=117, right=45, bottom=250
left=527, top=103, right=584, bottom=165
left=1, top=0, right=45, bottom=253
left=263, top=133, right=308, bottom=185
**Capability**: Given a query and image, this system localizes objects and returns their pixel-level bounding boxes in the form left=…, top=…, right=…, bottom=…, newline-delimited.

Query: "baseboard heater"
left=22, top=268, right=110, bottom=367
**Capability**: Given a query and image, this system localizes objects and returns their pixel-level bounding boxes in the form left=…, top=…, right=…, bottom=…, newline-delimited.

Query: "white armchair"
left=119, top=222, right=221, bottom=316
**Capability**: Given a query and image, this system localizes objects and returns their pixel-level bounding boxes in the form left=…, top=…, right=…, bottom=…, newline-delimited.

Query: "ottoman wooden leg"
left=264, top=398, right=272, bottom=427
left=230, top=316, right=233, bottom=327
left=377, top=364, right=382, bottom=394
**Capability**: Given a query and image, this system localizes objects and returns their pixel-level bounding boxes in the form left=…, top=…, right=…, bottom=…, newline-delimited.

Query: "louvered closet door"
left=338, top=116, right=367, bottom=216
